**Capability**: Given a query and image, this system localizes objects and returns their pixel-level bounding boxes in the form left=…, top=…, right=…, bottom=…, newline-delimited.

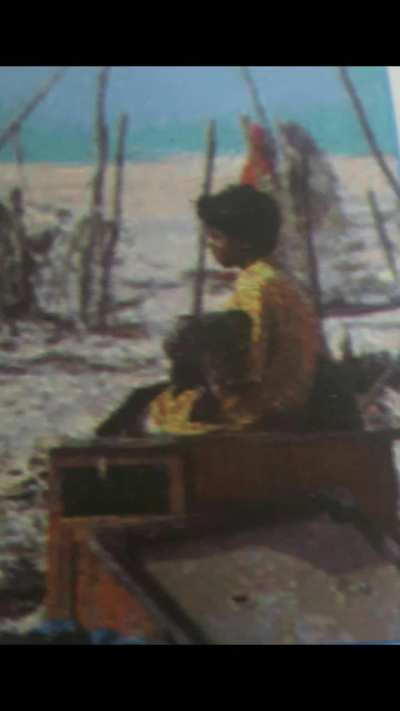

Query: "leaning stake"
left=339, top=67, right=400, bottom=203
left=192, top=120, right=217, bottom=318
left=239, top=67, right=271, bottom=132
left=0, top=68, right=67, bottom=154
left=239, top=67, right=278, bottom=174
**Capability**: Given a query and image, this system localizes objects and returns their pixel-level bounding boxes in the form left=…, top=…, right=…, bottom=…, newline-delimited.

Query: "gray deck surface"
left=130, top=514, right=400, bottom=643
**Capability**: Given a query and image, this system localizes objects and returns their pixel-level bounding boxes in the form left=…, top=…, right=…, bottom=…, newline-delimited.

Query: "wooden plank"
left=89, top=529, right=206, bottom=643
left=48, top=517, right=164, bottom=637
left=46, top=518, right=76, bottom=620
left=50, top=429, right=400, bottom=458
left=167, top=455, right=186, bottom=515
left=184, top=434, right=399, bottom=532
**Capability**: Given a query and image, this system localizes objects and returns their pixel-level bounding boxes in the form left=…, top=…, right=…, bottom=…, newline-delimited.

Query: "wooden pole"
left=112, top=114, right=129, bottom=231
left=367, top=189, right=399, bottom=282
left=300, top=153, right=328, bottom=354
left=0, top=68, right=67, bottom=154
left=339, top=67, right=400, bottom=203
left=239, top=67, right=271, bottom=132
left=79, top=66, right=110, bottom=329
left=99, top=113, right=129, bottom=326
left=92, top=67, right=111, bottom=214
left=12, top=127, right=25, bottom=190
left=192, top=119, right=217, bottom=318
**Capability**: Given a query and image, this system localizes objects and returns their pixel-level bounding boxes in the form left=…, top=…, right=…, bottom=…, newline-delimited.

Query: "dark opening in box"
left=60, top=465, right=169, bottom=517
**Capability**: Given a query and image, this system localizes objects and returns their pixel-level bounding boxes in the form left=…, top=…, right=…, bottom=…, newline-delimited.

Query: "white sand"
left=0, top=153, right=398, bottom=220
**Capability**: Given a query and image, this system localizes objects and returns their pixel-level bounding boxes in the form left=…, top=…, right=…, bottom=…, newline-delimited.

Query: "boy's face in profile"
left=206, top=227, right=244, bottom=268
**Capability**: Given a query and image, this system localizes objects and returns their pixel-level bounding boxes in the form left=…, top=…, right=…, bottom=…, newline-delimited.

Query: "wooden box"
left=46, top=430, right=400, bottom=636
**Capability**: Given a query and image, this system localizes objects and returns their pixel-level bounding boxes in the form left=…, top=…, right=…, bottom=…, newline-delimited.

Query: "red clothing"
left=240, top=122, right=275, bottom=189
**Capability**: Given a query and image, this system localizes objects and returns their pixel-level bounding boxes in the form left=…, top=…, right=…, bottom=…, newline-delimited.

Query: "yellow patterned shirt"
left=146, top=260, right=320, bottom=435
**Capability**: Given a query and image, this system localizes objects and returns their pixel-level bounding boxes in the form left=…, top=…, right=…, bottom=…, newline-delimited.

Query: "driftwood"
left=99, top=113, right=129, bottom=327
left=0, top=68, right=67, bottom=154
left=367, top=189, right=399, bottom=283
left=339, top=67, right=400, bottom=204
left=192, top=119, right=217, bottom=317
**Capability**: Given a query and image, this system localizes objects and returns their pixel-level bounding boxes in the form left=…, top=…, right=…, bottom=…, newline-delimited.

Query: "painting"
left=1, top=66, right=400, bottom=644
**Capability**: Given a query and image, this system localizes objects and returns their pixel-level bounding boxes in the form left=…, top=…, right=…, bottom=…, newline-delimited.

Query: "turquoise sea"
left=0, top=67, right=397, bottom=163
left=0, top=109, right=395, bottom=164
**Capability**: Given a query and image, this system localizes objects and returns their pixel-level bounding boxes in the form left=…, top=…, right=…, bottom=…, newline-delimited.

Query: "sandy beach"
left=0, top=153, right=398, bottom=218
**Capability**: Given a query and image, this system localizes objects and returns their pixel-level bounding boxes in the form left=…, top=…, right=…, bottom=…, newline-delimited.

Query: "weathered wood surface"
left=50, top=429, right=400, bottom=529
left=91, top=511, right=400, bottom=644
left=46, top=514, right=161, bottom=637
left=52, top=428, right=400, bottom=453
left=47, top=428, right=400, bottom=637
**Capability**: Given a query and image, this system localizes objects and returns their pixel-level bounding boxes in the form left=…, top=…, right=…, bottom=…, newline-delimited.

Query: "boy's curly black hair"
left=196, top=184, right=281, bottom=258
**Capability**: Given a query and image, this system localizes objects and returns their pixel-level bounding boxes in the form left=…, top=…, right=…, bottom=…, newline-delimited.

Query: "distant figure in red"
left=240, top=118, right=277, bottom=191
